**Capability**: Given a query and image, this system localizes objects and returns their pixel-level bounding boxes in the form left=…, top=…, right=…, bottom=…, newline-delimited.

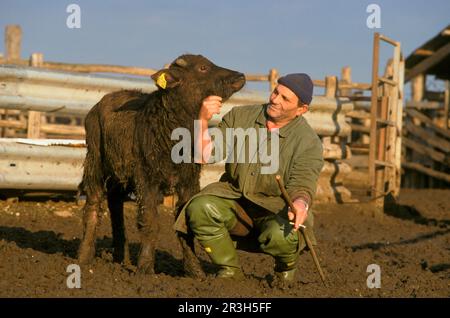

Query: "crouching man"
left=174, top=73, right=324, bottom=282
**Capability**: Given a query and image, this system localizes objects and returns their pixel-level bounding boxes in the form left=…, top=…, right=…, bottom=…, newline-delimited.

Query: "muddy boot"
left=274, top=260, right=298, bottom=282
left=271, top=258, right=299, bottom=289
left=200, top=234, right=244, bottom=280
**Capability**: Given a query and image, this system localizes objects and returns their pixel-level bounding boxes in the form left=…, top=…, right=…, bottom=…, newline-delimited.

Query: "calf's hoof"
left=183, top=258, right=206, bottom=279
left=136, top=262, right=155, bottom=275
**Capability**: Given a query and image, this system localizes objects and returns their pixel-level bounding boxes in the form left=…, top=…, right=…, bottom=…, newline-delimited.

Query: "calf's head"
left=151, top=54, right=245, bottom=109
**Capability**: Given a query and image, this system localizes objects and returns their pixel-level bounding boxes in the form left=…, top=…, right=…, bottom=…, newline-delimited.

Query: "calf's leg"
left=107, top=185, right=130, bottom=265
left=78, top=187, right=104, bottom=264
left=135, top=173, right=160, bottom=274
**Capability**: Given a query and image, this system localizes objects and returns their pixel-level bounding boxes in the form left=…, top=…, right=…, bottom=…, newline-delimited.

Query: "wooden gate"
left=368, top=33, right=405, bottom=210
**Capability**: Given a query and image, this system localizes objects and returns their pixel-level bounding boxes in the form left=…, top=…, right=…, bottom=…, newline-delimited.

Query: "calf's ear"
left=151, top=69, right=181, bottom=89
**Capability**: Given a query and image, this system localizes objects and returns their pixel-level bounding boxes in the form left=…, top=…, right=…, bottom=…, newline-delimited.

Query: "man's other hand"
left=287, top=198, right=308, bottom=231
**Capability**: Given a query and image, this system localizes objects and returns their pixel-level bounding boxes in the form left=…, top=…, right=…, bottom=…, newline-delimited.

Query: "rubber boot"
left=199, top=234, right=244, bottom=280
left=274, top=259, right=298, bottom=282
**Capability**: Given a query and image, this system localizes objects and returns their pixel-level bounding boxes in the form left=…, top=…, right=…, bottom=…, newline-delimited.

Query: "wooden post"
left=27, top=53, right=44, bottom=139
left=340, top=66, right=352, bottom=97
left=444, top=80, right=449, bottom=131
left=269, top=68, right=278, bottom=92
left=325, top=76, right=338, bottom=98
left=409, top=74, right=425, bottom=187
left=394, top=57, right=405, bottom=196
left=326, top=76, right=342, bottom=157
left=2, top=25, right=22, bottom=137
left=411, top=75, right=424, bottom=104
left=369, top=33, right=380, bottom=201
left=5, top=25, right=22, bottom=62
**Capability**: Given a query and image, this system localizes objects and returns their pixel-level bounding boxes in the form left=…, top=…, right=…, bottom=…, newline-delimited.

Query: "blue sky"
left=1, top=0, right=449, bottom=92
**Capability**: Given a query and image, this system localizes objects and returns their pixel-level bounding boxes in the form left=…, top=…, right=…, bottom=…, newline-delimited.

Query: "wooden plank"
left=388, top=46, right=401, bottom=196
left=40, top=123, right=85, bottom=136
left=350, top=123, right=370, bottom=133
left=413, top=49, right=434, bottom=56
left=375, top=160, right=395, bottom=168
left=379, top=76, right=397, bottom=86
left=369, top=32, right=380, bottom=198
left=0, top=119, right=85, bottom=136
left=376, top=118, right=396, bottom=127
left=347, top=110, right=371, bottom=119
left=405, top=41, right=450, bottom=82
left=405, top=101, right=443, bottom=110
left=403, top=137, right=449, bottom=165
left=0, top=119, right=26, bottom=129
left=405, top=121, right=450, bottom=153
left=405, top=108, right=450, bottom=139
left=445, top=80, right=449, bottom=130
left=379, top=34, right=399, bottom=46
left=402, top=161, right=450, bottom=183
left=425, top=90, right=445, bottom=102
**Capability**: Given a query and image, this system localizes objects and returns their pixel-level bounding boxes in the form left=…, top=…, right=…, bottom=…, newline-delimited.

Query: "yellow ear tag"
left=156, top=73, right=167, bottom=89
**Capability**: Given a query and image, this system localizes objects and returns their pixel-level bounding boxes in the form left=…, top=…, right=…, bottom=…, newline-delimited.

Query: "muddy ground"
left=0, top=189, right=449, bottom=298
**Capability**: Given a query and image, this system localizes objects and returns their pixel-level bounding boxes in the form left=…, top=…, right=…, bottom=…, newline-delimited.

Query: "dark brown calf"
left=77, top=54, right=245, bottom=276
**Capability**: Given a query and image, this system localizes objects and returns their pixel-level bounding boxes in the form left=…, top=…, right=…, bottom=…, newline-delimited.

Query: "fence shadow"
left=351, top=227, right=450, bottom=251
left=384, top=193, right=450, bottom=228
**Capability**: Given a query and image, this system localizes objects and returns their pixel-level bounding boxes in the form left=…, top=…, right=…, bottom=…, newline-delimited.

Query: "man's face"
left=267, top=84, right=307, bottom=124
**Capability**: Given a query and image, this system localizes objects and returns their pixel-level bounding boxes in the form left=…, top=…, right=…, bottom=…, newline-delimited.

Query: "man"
left=174, top=73, right=324, bottom=282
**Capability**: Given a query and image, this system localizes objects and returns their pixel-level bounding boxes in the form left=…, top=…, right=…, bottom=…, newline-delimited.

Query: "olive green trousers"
left=186, top=195, right=305, bottom=267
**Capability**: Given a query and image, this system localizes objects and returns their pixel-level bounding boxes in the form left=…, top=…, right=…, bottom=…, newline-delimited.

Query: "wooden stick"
left=275, top=175, right=327, bottom=286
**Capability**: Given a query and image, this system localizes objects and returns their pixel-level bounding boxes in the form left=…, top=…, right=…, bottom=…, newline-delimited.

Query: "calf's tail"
left=79, top=107, right=105, bottom=196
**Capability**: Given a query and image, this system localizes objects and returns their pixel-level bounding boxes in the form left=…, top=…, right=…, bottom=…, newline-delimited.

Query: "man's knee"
left=258, top=218, right=299, bottom=257
left=186, top=195, right=236, bottom=234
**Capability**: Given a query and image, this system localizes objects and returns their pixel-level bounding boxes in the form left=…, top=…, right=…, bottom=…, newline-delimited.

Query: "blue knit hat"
left=278, top=73, right=314, bottom=105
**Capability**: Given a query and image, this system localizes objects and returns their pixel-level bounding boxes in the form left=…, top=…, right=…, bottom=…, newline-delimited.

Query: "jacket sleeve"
left=285, top=134, right=324, bottom=207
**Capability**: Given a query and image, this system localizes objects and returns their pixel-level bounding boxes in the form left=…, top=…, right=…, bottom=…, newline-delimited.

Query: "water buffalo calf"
left=77, top=54, right=245, bottom=276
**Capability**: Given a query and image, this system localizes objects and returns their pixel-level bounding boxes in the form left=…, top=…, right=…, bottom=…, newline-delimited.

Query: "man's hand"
left=195, top=96, right=222, bottom=164
left=198, top=95, right=223, bottom=121
left=287, top=198, right=308, bottom=231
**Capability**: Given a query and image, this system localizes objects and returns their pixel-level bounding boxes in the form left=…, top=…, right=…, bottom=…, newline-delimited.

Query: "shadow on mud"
left=351, top=227, right=450, bottom=251
left=0, top=225, right=215, bottom=277
left=384, top=194, right=450, bottom=228
left=0, top=226, right=79, bottom=257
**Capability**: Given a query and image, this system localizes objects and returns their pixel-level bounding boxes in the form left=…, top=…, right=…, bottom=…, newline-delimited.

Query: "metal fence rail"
left=0, top=65, right=353, bottom=137
left=0, top=138, right=352, bottom=202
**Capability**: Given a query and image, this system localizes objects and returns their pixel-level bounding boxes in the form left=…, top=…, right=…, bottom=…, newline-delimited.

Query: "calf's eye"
left=199, top=65, right=208, bottom=72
